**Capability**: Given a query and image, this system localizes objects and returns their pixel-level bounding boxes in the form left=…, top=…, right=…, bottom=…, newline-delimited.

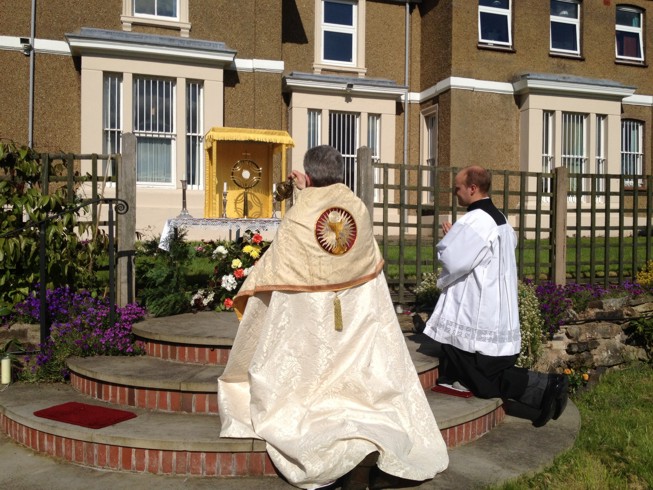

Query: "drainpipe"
left=403, top=2, right=410, bottom=167
left=28, top=0, right=36, bottom=148
left=402, top=2, right=411, bottom=221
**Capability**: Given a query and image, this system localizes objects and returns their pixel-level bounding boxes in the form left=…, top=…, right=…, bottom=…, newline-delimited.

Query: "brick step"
left=67, top=356, right=223, bottom=414
left=132, top=311, right=237, bottom=365
left=0, top=382, right=504, bottom=477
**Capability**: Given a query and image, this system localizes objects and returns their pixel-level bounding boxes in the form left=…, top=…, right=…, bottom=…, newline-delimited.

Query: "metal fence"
left=356, top=148, right=653, bottom=303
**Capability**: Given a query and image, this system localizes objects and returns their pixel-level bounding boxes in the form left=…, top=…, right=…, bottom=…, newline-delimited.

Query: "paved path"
left=0, top=401, right=579, bottom=489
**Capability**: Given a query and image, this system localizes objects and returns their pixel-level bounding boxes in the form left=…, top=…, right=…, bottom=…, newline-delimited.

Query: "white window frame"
left=329, top=111, right=360, bottom=193
left=615, top=6, right=644, bottom=62
left=133, top=76, right=176, bottom=185
left=185, top=81, right=204, bottom=189
left=122, top=0, right=190, bottom=37
left=314, top=0, right=366, bottom=75
left=478, top=0, right=512, bottom=48
left=621, top=119, right=644, bottom=189
left=322, top=0, right=356, bottom=66
left=550, top=0, right=581, bottom=56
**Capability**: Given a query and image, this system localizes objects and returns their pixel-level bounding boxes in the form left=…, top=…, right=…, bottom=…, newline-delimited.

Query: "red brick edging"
left=0, top=414, right=277, bottom=477
left=142, top=340, right=231, bottom=365
left=70, top=373, right=218, bottom=414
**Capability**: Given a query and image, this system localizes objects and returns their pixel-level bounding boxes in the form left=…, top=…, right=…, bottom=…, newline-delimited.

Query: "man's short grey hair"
left=303, top=145, right=345, bottom=187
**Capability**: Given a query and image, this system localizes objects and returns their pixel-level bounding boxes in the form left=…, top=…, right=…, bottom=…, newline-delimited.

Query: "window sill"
left=615, top=59, right=648, bottom=68
left=549, top=52, right=584, bottom=61
left=313, top=62, right=367, bottom=77
left=477, top=43, right=515, bottom=53
left=121, top=15, right=191, bottom=37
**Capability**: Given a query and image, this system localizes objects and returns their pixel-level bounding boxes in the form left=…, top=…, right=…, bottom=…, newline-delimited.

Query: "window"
left=133, top=77, right=175, bottom=184
left=621, top=120, right=643, bottom=188
left=478, top=0, right=512, bottom=47
left=322, top=0, right=357, bottom=65
left=616, top=6, right=643, bottom=62
left=308, top=110, right=322, bottom=149
left=367, top=114, right=381, bottom=201
left=542, top=111, right=554, bottom=195
left=329, top=111, right=359, bottom=192
left=103, top=74, right=122, bottom=178
left=425, top=113, right=437, bottom=202
left=186, top=81, right=203, bottom=188
left=121, top=0, right=190, bottom=36
left=595, top=115, right=606, bottom=195
left=134, top=0, right=178, bottom=19
left=562, top=112, right=587, bottom=198
left=103, top=74, right=123, bottom=157
left=550, top=0, right=580, bottom=55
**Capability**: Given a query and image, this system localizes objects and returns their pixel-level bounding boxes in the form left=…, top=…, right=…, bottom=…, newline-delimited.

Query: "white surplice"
left=423, top=203, right=521, bottom=357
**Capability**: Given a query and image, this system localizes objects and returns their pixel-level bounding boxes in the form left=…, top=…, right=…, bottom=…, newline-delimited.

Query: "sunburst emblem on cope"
left=315, top=207, right=357, bottom=255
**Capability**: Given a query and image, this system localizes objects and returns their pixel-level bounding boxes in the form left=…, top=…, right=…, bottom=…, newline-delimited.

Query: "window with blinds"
left=103, top=73, right=122, bottom=179
left=561, top=111, right=587, bottom=198
left=621, top=119, right=643, bottom=188
left=329, top=111, right=359, bottom=192
left=133, top=76, right=175, bottom=183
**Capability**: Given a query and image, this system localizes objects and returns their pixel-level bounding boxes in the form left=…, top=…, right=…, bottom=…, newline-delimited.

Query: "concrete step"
left=0, top=380, right=507, bottom=478
left=67, top=356, right=223, bottom=414
left=132, top=312, right=238, bottom=365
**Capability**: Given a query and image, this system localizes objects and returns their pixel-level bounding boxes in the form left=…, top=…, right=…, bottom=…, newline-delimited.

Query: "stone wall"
left=535, top=295, right=653, bottom=373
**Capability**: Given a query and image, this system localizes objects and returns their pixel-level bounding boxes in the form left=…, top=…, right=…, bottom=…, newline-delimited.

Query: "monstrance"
left=231, top=159, right=262, bottom=218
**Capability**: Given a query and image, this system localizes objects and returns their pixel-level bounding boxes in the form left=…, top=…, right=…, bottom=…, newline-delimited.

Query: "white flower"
left=221, top=274, right=238, bottom=291
left=212, top=245, right=228, bottom=258
left=244, top=266, right=253, bottom=277
left=202, top=291, right=215, bottom=306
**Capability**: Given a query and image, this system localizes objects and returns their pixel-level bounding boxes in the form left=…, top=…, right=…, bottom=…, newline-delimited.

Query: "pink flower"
left=252, top=234, right=263, bottom=244
left=233, top=268, right=245, bottom=279
left=224, top=298, right=234, bottom=309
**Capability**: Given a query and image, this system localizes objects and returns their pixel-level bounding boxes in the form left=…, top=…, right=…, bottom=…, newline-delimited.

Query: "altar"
left=159, top=217, right=281, bottom=251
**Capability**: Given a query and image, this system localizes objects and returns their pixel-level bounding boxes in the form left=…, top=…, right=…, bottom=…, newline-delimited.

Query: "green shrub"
left=413, top=272, right=440, bottom=313
left=0, top=141, right=106, bottom=308
left=516, top=281, right=545, bottom=368
left=139, top=228, right=192, bottom=317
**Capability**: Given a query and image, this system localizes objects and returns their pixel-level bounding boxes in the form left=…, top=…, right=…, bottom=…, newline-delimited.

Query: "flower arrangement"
left=196, top=230, right=271, bottom=312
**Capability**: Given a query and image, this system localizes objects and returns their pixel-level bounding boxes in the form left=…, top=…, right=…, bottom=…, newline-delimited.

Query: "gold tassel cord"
left=334, top=295, right=343, bottom=331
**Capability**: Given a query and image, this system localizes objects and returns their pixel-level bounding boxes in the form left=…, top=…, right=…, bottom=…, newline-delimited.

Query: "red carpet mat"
left=431, top=384, right=474, bottom=398
left=34, top=401, right=137, bottom=429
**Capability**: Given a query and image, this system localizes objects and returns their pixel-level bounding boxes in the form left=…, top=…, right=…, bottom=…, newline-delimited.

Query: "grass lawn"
left=492, top=362, right=653, bottom=490
left=381, top=236, right=653, bottom=282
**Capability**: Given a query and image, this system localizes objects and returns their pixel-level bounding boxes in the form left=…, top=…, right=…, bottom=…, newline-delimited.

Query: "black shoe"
left=553, top=374, right=569, bottom=420
left=412, top=314, right=426, bottom=334
left=341, top=452, right=379, bottom=490
left=533, top=374, right=565, bottom=428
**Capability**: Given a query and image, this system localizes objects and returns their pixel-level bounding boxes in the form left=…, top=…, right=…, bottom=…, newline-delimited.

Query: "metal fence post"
left=553, top=166, right=568, bottom=285
left=117, top=133, right=137, bottom=306
left=356, top=146, right=374, bottom=219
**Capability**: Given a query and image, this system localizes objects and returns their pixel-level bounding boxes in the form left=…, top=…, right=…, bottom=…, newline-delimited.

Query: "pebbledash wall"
left=2, top=1, right=653, bottom=239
